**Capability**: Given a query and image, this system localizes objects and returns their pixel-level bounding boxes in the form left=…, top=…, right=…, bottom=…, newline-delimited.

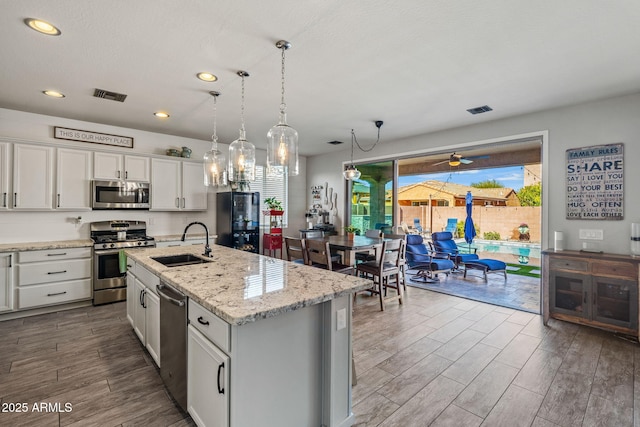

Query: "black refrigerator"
left=216, top=191, right=260, bottom=253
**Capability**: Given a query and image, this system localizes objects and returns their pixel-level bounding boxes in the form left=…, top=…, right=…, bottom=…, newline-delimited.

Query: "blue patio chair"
left=413, top=218, right=423, bottom=234
left=444, top=218, right=458, bottom=236
left=430, top=231, right=479, bottom=269
left=405, top=234, right=454, bottom=282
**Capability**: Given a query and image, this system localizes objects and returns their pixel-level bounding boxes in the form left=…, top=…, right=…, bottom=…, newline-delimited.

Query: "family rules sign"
left=566, top=143, right=623, bottom=220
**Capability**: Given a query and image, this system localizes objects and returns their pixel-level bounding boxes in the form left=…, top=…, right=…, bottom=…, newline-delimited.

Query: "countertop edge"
left=0, top=239, right=94, bottom=253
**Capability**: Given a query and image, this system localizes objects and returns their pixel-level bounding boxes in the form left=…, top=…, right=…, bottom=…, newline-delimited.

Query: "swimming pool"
left=455, top=239, right=541, bottom=266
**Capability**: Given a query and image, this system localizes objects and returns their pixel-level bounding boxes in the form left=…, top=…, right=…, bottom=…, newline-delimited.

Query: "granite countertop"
left=153, top=233, right=217, bottom=242
left=0, top=239, right=94, bottom=253
left=126, top=244, right=372, bottom=326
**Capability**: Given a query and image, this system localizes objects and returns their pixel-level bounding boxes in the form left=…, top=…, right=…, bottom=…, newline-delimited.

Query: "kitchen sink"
left=151, top=254, right=212, bottom=267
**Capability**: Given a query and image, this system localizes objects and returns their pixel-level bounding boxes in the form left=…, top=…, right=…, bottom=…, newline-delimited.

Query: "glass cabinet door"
left=550, top=271, right=589, bottom=319
left=593, top=276, right=638, bottom=329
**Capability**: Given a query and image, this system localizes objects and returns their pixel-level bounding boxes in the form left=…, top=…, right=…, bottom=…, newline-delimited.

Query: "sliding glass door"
left=347, top=161, right=395, bottom=233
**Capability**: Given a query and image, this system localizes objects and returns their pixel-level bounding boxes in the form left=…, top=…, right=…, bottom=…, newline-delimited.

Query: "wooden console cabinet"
left=542, top=250, right=640, bottom=338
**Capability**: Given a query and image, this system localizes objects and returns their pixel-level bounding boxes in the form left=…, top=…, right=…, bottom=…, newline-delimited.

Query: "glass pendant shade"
left=203, top=146, right=227, bottom=186
left=267, top=111, right=299, bottom=176
left=228, top=129, right=256, bottom=182
left=343, top=164, right=361, bottom=180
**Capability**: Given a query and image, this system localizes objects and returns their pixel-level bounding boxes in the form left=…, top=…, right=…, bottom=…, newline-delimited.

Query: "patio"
left=406, top=268, right=541, bottom=314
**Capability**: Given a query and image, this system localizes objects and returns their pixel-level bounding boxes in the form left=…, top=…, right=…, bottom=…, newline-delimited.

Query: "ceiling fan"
left=432, top=152, right=489, bottom=167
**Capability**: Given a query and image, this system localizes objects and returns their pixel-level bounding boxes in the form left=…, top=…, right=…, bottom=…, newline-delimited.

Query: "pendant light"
left=267, top=40, right=299, bottom=177
left=343, top=129, right=361, bottom=180
left=203, top=91, right=228, bottom=187
left=228, top=71, right=256, bottom=183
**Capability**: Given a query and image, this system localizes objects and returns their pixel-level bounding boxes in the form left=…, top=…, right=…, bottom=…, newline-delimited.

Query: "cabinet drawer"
left=189, top=299, right=230, bottom=353
left=18, top=279, right=91, bottom=309
left=549, top=257, right=588, bottom=272
left=136, top=265, right=159, bottom=295
left=592, top=261, right=638, bottom=279
left=18, top=258, right=91, bottom=286
left=17, top=247, right=91, bottom=263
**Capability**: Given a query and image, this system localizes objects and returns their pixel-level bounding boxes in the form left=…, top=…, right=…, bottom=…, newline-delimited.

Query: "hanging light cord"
left=280, top=45, right=287, bottom=113
left=240, top=73, right=246, bottom=135
left=352, top=125, right=382, bottom=153
left=350, top=129, right=356, bottom=163
left=211, top=94, right=218, bottom=148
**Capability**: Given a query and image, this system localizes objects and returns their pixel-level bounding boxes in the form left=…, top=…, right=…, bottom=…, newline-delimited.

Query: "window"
left=253, top=165, right=288, bottom=227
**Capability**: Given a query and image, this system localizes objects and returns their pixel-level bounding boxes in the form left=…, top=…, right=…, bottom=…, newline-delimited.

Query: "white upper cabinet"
left=151, top=158, right=207, bottom=211
left=151, top=158, right=181, bottom=210
left=182, top=161, right=207, bottom=211
left=12, top=144, right=54, bottom=210
left=94, top=152, right=150, bottom=181
left=56, top=148, right=92, bottom=210
left=0, top=143, right=9, bottom=209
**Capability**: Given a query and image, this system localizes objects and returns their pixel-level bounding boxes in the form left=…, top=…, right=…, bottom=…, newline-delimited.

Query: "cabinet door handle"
left=57, top=193, right=60, bottom=207
left=47, top=270, right=67, bottom=275
left=127, top=263, right=133, bottom=268
left=175, top=198, right=180, bottom=208
left=2, top=192, right=6, bottom=207
left=197, top=316, right=209, bottom=326
left=14, top=193, right=17, bottom=207
left=139, top=289, right=144, bottom=307
left=47, top=291, right=67, bottom=297
left=217, top=362, right=225, bottom=394
left=47, top=252, right=67, bottom=256
left=117, top=170, right=121, bottom=179
left=125, top=171, right=128, bottom=179
left=182, top=198, right=185, bottom=208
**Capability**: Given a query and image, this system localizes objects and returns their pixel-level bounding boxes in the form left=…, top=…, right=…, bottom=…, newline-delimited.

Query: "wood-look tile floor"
left=1, top=287, right=638, bottom=426
left=0, top=302, right=194, bottom=427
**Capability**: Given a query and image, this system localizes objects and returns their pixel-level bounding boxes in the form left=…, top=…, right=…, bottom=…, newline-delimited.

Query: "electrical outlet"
left=579, top=229, right=604, bottom=240
left=336, top=308, right=346, bottom=331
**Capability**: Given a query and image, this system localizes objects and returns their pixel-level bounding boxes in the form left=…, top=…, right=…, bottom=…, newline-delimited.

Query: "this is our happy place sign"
left=54, top=126, right=134, bottom=148
left=566, top=143, right=623, bottom=220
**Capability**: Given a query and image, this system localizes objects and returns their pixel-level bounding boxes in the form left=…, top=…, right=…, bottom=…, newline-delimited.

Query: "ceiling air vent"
left=467, top=105, right=493, bottom=115
left=327, top=140, right=344, bottom=145
left=93, top=88, right=127, bottom=102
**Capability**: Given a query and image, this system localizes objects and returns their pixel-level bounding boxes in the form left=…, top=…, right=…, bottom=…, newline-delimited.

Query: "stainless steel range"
left=91, top=220, right=156, bottom=305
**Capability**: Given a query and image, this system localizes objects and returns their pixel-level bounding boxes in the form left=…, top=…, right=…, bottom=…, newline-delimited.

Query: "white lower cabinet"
left=127, top=264, right=161, bottom=367
left=0, top=253, right=14, bottom=312
left=188, top=324, right=230, bottom=427
left=16, top=247, right=92, bottom=309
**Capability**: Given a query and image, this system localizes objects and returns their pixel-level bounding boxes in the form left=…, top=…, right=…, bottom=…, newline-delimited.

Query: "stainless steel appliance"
left=157, top=282, right=188, bottom=412
left=91, top=220, right=156, bottom=305
left=92, top=180, right=150, bottom=210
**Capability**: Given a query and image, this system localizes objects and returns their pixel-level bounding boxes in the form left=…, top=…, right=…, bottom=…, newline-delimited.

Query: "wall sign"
left=54, top=126, right=134, bottom=148
left=566, top=143, right=623, bottom=220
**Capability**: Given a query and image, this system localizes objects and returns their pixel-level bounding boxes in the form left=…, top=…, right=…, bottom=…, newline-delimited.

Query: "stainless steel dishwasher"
left=157, top=282, right=188, bottom=412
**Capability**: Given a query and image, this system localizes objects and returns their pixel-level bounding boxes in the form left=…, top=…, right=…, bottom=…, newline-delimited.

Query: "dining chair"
left=355, top=229, right=382, bottom=263
left=382, top=233, right=407, bottom=291
left=355, top=238, right=404, bottom=311
left=284, top=237, right=307, bottom=264
left=304, top=238, right=354, bottom=275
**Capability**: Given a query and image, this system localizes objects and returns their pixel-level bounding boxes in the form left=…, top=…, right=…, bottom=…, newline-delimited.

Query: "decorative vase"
left=347, top=232, right=355, bottom=240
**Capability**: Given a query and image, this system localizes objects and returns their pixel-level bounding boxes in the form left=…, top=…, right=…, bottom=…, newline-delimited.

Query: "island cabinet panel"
left=543, top=250, right=640, bottom=338
left=127, top=264, right=161, bottom=367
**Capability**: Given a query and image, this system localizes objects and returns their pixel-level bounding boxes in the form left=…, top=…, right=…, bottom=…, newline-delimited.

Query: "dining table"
left=311, top=235, right=386, bottom=266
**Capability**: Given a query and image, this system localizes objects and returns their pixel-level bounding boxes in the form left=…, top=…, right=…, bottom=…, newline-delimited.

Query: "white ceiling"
left=2, top=1, right=640, bottom=157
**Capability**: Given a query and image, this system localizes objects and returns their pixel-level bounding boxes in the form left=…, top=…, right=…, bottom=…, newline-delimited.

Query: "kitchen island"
left=126, top=244, right=371, bottom=427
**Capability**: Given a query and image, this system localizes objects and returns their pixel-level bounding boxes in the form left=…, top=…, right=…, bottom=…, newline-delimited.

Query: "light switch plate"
left=336, top=308, right=346, bottom=331
left=579, top=229, right=604, bottom=240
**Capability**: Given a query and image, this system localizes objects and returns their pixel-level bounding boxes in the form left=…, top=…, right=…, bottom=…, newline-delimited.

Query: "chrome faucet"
left=181, top=221, right=212, bottom=257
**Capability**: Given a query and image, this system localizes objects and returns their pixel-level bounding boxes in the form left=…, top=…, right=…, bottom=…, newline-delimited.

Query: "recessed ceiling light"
left=154, top=112, right=170, bottom=118
left=24, top=18, right=61, bottom=36
left=43, top=90, right=65, bottom=98
left=197, top=72, right=218, bottom=82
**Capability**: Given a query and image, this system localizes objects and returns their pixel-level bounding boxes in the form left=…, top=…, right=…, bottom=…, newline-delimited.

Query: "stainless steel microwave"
left=91, top=180, right=150, bottom=209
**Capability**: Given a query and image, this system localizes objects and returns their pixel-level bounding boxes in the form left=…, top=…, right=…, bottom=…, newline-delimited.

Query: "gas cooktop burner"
left=90, top=220, right=156, bottom=250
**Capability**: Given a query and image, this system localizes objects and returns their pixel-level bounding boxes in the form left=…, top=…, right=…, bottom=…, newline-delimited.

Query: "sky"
left=397, top=166, right=526, bottom=191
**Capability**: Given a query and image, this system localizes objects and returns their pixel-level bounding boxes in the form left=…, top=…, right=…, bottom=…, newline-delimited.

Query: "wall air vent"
left=327, top=140, right=344, bottom=145
left=93, top=88, right=127, bottom=102
left=467, top=105, right=493, bottom=115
